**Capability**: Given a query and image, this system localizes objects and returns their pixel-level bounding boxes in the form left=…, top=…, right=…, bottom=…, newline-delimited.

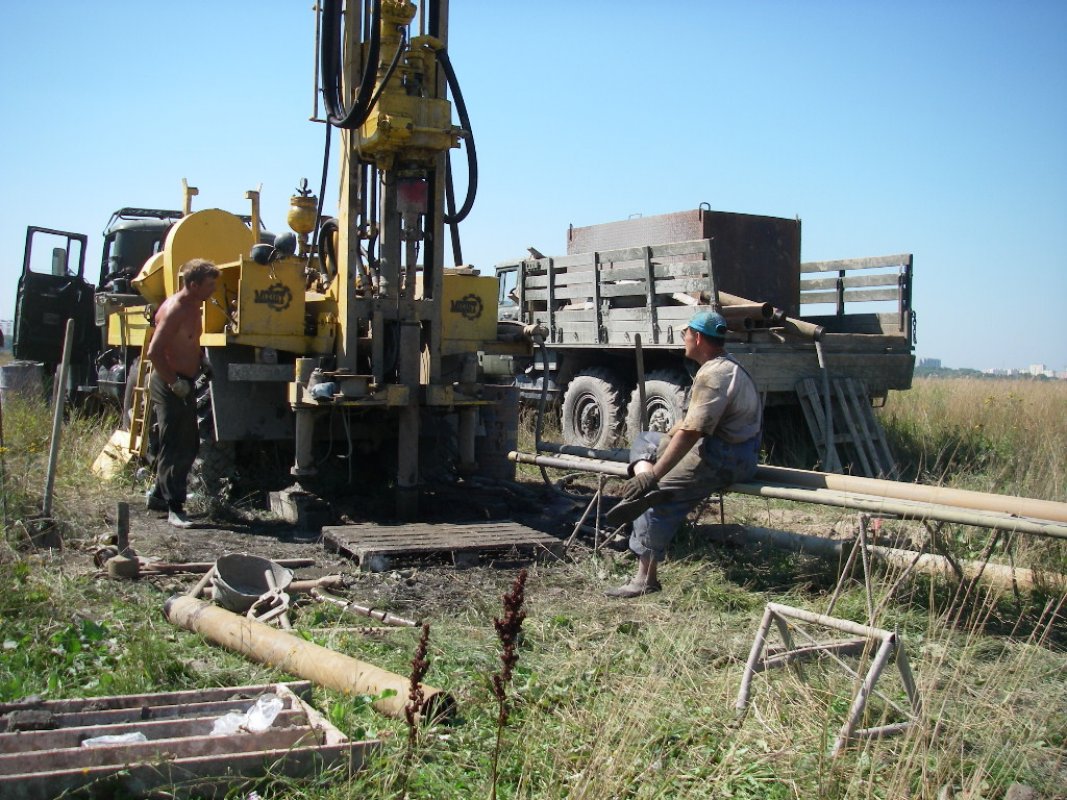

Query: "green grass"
left=0, top=383, right=1065, bottom=798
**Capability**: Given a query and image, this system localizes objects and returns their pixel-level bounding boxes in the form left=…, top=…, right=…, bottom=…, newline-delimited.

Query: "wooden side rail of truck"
left=490, top=237, right=914, bottom=474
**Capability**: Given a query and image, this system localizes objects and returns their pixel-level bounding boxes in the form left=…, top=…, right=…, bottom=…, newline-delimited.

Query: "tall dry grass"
left=879, top=377, right=1067, bottom=502
left=0, top=392, right=122, bottom=547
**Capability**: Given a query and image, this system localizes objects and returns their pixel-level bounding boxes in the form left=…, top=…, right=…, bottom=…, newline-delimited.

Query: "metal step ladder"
left=127, top=329, right=155, bottom=459
left=796, top=376, right=896, bottom=478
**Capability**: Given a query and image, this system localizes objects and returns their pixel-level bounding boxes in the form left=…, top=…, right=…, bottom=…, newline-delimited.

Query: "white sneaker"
left=168, top=510, right=194, bottom=529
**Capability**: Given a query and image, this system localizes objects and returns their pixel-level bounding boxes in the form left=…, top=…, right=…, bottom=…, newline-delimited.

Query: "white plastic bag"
left=211, top=693, right=284, bottom=736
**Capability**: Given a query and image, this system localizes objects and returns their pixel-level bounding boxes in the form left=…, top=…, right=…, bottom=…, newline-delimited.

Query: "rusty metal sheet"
left=0, top=681, right=376, bottom=799
left=566, top=208, right=801, bottom=316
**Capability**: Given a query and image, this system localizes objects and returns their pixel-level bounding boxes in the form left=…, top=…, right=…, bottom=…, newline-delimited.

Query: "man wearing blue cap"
left=605, top=310, right=762, bottom=598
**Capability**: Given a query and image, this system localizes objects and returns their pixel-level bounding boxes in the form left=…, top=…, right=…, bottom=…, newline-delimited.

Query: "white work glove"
left=169, top=378, right=192, bottom=399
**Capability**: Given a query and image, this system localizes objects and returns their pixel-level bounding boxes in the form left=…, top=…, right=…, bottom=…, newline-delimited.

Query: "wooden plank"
left=800, top=273, right=903, bottom=291
left=796, top=378, right=832, bottom=467
left=801, top=254, right=912, bottom=273
left=832, top=378, right=874, bottom=477
left=0, top=726, right=319, bottom=775
left=0, top=709, right=311, bottom=755
left=323, top=521, right=564, bottom=571
left=0, top=741, right=373, bottom=800
left=809, top=315, right=906, bottom=336
left=3, top=698, right=279, bottom=731
left=801, top=288, right=901, bottom=305
left=0, top=682, right=311, bottom=717
left=595, top=240, right=710, bottom=264
left=601, top=258, right=711, bottom=283
left=595, top=306, right=694, bottom=323
left=734, top=351, right=915, bottom=395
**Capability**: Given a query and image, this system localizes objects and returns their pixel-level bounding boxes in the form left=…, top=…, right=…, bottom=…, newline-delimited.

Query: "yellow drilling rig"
left=73, top=0, right=525, bottom=516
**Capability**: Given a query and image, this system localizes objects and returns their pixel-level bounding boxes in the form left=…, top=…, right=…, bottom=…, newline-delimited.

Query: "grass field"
left=0, top=377, right=1065, bottom=799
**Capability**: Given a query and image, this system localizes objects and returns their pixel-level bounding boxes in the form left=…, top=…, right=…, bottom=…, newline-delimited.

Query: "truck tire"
left=626, top=370, right=690, bottom=443
left=561, top=368, right=627, bottom=449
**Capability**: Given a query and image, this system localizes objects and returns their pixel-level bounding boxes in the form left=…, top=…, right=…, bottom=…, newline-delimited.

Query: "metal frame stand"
left=735, top=602, right=922, bottom=756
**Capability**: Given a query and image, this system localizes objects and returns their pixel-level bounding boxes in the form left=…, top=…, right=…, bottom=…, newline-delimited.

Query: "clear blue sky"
left=2, top=1, right=1065, bottom=371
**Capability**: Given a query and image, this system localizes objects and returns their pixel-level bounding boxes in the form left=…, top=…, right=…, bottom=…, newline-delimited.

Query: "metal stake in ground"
left=42, top=319, right=76, bottom=520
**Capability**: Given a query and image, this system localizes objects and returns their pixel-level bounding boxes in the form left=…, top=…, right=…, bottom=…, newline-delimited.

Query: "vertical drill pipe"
left=42, top=319, right=76, bottom=518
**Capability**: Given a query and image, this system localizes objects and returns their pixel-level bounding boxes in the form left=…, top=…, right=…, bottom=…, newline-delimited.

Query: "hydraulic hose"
left=317, top=217, right=339, bottom=281
left=445, top=157, right=463, bottom=265
left=311, top=121, right=332, bottom=260
left=320, top=0, right=382, bottom=129
left=437, top=48, right=477, bottom=223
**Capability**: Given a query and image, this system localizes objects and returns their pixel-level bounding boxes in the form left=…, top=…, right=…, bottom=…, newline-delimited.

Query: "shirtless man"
left=145, top=259, right=219, bottom=528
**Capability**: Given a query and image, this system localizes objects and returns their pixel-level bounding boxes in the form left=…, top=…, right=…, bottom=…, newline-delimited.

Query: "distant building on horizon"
left=0, top=319, right=11, bottom=349
left=918, top=357, right=942, bottom=369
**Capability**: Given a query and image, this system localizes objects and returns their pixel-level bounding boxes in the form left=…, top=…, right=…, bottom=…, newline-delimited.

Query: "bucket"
left=211, top=554, right=294, bottom=613
left=0, top=361, right=45, bottom=407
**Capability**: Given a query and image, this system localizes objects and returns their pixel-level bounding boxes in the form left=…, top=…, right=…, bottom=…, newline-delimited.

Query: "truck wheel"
left=561, top=368, right=627, bottom=449
left=626, top=370, right=690, bottom=443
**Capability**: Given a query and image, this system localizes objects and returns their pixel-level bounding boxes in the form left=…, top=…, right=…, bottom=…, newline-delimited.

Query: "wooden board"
left=0, top=681, right=377, bottom=800
left=323, top=521, right=565, bottom=572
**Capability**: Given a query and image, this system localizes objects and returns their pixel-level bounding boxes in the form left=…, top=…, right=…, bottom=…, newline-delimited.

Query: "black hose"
left=318, top=217, right=339, bottom=281
left=311, top=121, right=332, bottom=258
left=320, top=0, right=382, bottom=129
left=367, top=27, right=408, bottom=113
left=445, top=156, right=463, bottom=265
left=437, top=48, right=477, bottom=224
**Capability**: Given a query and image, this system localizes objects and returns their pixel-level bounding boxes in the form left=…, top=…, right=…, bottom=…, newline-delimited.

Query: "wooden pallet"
left=796, top=376, right=896, bottom=478
left=323, top=521, right=565, bottom=572
left=0, top=681, right=376, bottom=800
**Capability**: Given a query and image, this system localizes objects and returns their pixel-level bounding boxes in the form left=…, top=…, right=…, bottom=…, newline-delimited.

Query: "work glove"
left=169, top=378, right=192, bottom=399
left=621, top=471, right=658, bottom=501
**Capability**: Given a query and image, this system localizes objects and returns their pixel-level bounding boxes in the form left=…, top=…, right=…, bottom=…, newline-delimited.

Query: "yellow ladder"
left=127, top=328, right=155, bottom=459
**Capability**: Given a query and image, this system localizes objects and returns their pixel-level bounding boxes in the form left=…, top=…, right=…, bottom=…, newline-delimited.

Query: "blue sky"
left=2, top=1, right=1064, bottom=371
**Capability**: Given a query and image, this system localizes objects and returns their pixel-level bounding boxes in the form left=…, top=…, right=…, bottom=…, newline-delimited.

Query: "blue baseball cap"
left=685, top=310, right=728, bottom=339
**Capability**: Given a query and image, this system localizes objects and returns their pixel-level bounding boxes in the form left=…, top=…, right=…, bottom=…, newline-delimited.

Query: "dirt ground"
left=78, top=476, right=590, bottom=619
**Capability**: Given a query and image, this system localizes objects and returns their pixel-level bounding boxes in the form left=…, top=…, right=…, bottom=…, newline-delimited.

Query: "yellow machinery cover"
left=440, top=273, right=498, bottom=355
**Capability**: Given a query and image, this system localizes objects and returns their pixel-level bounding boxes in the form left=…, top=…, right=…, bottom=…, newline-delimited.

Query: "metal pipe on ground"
left=508, top=450, right=1067, bottom=538
left=731, top=482, right=1067, bottom=540
left=706, top=525, right=1067, bottom=593
left=164, top=595, right=454, bottom=721
left=755, top=465, right=1067, bottom=525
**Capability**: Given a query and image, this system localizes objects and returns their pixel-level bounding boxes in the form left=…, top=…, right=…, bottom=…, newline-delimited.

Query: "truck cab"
left=13, top=209, right=183, bottom=403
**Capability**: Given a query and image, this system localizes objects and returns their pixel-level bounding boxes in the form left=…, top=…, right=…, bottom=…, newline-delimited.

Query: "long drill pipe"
left=706, top=525, right=1067, bottom=593
left=730, top=482, right=1067, bottom=539
left=164, top=595, right=453, bottom=721
left=508, top=451, right=1067, bottom=538
left=756, top=465, right=1067, bottom=524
